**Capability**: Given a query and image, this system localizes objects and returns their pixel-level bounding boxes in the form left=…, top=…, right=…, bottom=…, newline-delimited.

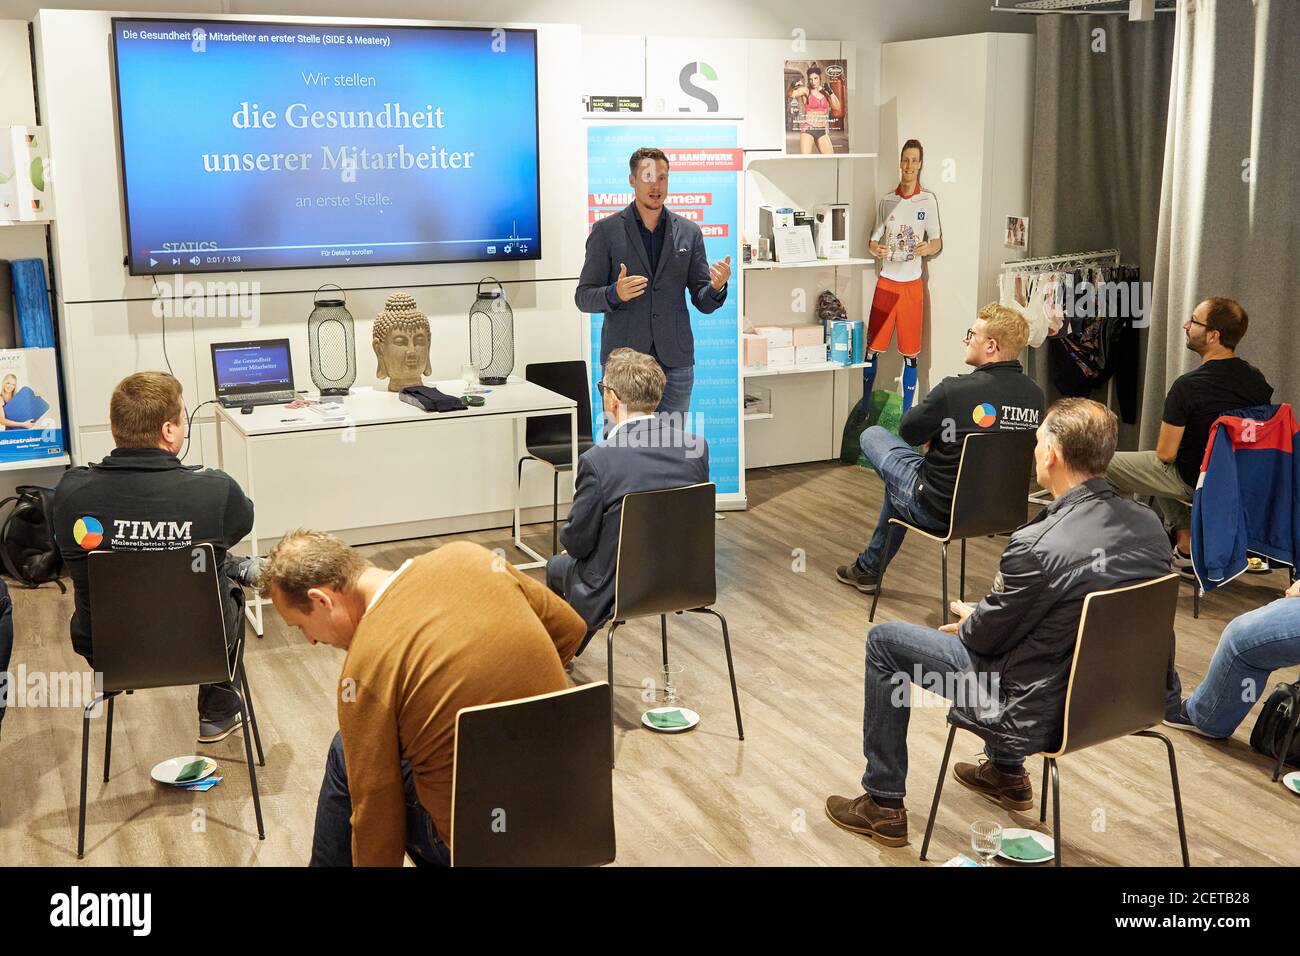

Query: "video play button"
left=149, top=258, right=158, bottom=267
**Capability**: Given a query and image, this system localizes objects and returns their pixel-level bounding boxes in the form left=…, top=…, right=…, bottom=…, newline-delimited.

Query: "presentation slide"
left=213, top=342, right=292, bottom=390
left=112, top=19, right=541, bottom=275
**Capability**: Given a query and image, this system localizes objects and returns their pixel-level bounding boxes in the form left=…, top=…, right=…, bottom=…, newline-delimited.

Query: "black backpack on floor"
left=1249, top=681, right=1300, bottom=770
left=0, top=485, right=66, bottom=592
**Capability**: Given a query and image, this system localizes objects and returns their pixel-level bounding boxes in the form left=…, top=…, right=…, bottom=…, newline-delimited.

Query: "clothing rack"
left=1007, top=247, right=1128, bottom=506
left=1001, top=248, right=1121, bottom=272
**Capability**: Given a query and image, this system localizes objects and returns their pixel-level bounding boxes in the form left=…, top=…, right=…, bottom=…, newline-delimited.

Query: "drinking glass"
left=461, top=363, right=480, bottom=393
left=660, top=663, right=686, bottom=706
left=971, top=821, right=1002, bottom=867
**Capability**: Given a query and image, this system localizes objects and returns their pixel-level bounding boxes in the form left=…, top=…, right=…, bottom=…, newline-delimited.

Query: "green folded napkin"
left=1287, top=777, right=1300, bottom=794
left=1000, top=835, right=1052, bottom=861
left=175, top=759, right=208, bottom=783
left=646, top=709, right=690, bottom=729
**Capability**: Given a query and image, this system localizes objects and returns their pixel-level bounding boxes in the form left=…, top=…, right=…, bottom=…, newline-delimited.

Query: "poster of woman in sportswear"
left=840, top=139, right=942, bottom=462
left=785, top=60, right=848, bottom=154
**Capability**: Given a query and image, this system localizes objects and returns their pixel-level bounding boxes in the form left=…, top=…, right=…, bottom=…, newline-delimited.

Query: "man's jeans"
left=863, top=621, right=1021, bottom=799
left=856, top=426, right=947, bottom=574
left=656, top=363, right=694, bottom=416
left=1186, top=597, right=1300, bottom=738
left=310, top=731, right=450, bottom=867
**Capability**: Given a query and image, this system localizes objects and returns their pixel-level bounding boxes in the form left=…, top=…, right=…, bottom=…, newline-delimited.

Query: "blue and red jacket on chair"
left=1191, top=403, right=1300, bottom=592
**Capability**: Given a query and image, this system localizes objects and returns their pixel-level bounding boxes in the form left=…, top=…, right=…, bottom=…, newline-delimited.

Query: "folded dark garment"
left=399, top=385, right=469, bottom=413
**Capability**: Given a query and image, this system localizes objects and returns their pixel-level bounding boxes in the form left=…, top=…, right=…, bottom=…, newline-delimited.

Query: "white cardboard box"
left=754, top=325, right=793, bottom=349
left=767, top=345, right=796, bottom=367
left=1, top=126, right=54, bottom=222
left=795, top=344, right=826, bottom=365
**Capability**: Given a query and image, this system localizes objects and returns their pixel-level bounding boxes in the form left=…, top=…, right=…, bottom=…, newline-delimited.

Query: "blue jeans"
left=656, top=363, right=694, bottom=415
left=1186, top=597, right=1300, bottom=738
left=310, top=731, right=450, bottom=867
left=863, top=621, right=1022, bottom=799
left=856, top=426, right=947, bottom=574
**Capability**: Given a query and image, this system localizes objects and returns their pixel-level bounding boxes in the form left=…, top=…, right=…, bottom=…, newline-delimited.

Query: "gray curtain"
left=1143, top=0, right=1300, bottom=443
left=1028, top=13, right=1175, bottom=446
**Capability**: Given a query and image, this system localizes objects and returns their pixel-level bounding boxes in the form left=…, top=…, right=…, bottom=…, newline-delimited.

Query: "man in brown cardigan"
left=261, top=529, right=586, bottom=866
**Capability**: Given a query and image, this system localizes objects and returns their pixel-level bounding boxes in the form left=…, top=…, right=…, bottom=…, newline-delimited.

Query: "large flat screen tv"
left=111, top=18, right=541, bottom=275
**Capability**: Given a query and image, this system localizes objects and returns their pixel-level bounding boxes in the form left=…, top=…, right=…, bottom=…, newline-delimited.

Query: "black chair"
left=869, top=430, right=1038, bottom=624
left=604, top=482, right=743, bottom=766
left=450, top=682, right=615, bottom=866
left=518, top=361, right=595, bottom=555
left=78, top=544, right=265, bottom=859
left=919, top=573, right=1188, bottom=867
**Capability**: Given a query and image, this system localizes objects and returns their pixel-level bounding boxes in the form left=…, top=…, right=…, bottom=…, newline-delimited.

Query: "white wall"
left=18, top=2, right=1031, bottom=522
left=33, top=10, right=586, bottom=527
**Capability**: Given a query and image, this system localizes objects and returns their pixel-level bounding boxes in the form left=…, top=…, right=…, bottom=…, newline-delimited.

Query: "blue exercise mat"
left=9, top=259, right=54, bottom=348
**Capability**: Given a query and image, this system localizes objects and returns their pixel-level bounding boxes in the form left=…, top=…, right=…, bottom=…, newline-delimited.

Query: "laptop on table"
left=210, top=339, right=296, bottom=408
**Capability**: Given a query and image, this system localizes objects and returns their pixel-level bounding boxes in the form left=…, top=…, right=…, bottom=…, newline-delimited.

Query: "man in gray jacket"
left=546, top=348, right=709, bottom=650
left=575, top=147, right=731, bottom=415
left=826, top=398, right=1172, bottom=847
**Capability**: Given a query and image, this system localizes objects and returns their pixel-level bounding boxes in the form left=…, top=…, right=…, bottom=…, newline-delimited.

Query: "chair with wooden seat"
left=516, top=361, right=595, bottom=555
left=77, top=544, right=265, bottom=858
left=450, top=681, right=615, bottom=866
left=919, top=573, right=1188, bottom=867
left=869, top=429, right=1038, bottom=625
left=603, top=482, right=743, bottom=766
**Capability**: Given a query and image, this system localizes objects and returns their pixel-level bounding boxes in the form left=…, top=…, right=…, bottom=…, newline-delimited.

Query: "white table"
left=214, top=379, right=578, bottom=635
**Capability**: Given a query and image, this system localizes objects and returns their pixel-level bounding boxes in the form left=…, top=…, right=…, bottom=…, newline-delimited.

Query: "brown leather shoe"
left=954, top=759, right=1034, bottom=812
left=824, top=793, right=908, bottom=847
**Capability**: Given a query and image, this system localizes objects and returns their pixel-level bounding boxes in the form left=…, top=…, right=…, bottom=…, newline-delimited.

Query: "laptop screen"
left=211, top=340, right=294, bottom=398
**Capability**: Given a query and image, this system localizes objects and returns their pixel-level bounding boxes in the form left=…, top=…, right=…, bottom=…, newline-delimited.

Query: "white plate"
left=1283, top=771, right=1300, bottom=796
left=151, top=756, right=217, bottom=786
left=641, top=707, right=701, bottom=734
left=995, top=827, right=1055, bottom=863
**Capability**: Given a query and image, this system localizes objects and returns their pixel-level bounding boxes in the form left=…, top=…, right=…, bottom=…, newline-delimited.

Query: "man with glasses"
left=836, top=304, right=1043, bottom=594
left=546, top=348, right=709, bottom=650
left=1106, top=297, right=1271, bottom=566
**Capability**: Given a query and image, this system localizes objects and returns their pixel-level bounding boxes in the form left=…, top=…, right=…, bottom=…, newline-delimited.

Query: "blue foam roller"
left=10, top=258, right=54, bottom=348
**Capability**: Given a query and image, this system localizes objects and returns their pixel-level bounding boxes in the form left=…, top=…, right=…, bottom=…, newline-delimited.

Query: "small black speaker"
left=308, top=283, right=356, bottom=396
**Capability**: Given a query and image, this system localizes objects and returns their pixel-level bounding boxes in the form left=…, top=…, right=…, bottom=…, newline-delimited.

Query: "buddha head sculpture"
left=373, top=292, right=432, bottom=392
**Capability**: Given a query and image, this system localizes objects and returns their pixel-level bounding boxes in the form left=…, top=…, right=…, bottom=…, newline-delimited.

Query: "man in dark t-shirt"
left=1107, top=297, right=1272, bottom=559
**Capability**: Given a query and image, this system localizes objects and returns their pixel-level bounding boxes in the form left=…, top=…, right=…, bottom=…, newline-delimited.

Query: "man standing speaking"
left=576, top=147, right=732, bottom=416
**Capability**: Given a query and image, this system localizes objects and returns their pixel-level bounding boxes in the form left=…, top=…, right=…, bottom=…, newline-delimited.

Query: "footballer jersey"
left=872, top=187, right=941, bottom=283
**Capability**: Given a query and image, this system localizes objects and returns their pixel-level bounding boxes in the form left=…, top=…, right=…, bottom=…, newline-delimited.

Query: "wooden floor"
left=3, top=460, right=1298, bottom=866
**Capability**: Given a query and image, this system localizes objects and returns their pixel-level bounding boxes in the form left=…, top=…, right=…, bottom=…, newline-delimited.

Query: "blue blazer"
left=575, top=203, right=726, bottom=369
left=558, top=416, right=710, bottom=634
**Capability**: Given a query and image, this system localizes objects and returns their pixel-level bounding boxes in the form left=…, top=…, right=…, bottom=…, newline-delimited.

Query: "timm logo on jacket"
left=73, top=517, right=195, bottom=551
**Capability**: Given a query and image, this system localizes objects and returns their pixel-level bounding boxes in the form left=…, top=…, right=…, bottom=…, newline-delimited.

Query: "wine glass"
left=971, top=821, right=1002, bottom=867
left=461, top=362, right=480, bottom=394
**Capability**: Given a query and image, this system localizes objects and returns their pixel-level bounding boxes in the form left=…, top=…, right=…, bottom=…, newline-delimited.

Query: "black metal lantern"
left=469, top=277, right=514, bottom=385
left=308, top=283, right=357, bottom=396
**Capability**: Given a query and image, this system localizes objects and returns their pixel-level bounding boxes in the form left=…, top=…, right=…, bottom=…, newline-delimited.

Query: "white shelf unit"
left=743, top=256, right=874, bottom=271
left=746, top=151, right=878, bottom=162
left=744, top=360, right=870, bottom=379
left=739, top=147, right=877, bottom=469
